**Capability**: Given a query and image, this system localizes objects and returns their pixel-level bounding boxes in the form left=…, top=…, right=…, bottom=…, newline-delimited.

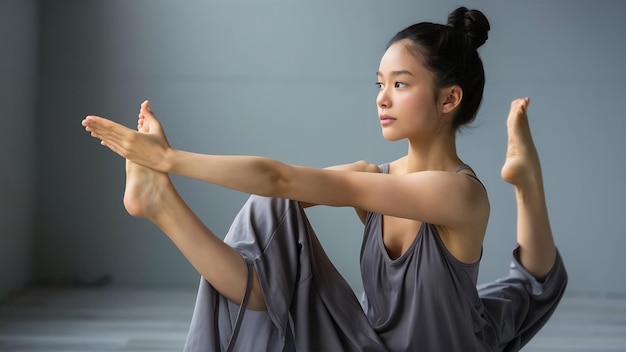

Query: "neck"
left=402, top=131, right=461, bottom=173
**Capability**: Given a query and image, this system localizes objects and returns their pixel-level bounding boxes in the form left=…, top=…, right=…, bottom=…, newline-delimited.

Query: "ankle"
left=513, top=172, right=545, bottom=203
left=149, top=183, right=180, bottom=225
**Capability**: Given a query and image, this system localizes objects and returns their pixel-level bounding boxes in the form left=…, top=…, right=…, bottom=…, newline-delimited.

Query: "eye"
left=394, top=82, right=406, bottom=88
left=375, top=82, right=383, bottom=89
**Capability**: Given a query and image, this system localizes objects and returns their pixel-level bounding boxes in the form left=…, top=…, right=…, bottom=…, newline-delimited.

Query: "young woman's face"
left=376, top=41, right=443, bottom=142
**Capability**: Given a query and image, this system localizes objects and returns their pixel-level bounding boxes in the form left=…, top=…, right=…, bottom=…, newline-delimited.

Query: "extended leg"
left=123, top=101, right=266, bottom=310
left=501, top=97, right=557, bottom=280
left=476, top=98, right=566, bottom=351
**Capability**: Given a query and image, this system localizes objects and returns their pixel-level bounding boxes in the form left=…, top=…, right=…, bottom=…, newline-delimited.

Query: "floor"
left=0, top=287, right=624, bottom=351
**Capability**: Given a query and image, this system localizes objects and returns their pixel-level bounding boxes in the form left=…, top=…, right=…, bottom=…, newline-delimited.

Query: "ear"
left=441, top=85, right=463, bottom=114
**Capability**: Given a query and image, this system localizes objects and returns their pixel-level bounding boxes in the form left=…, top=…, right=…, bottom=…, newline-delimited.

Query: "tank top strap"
left=453, top=163, right=473, bottom=173
left=379, top=163, right=483, bottom=189
left=453, top=164, right=486, bottom=190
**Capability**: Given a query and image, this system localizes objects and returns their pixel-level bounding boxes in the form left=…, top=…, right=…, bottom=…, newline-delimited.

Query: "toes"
left=139, top=102, right=154, bottom=119
left=508, top=98, right=531, bottom=122
left=140, top=100, right=152, bottom=113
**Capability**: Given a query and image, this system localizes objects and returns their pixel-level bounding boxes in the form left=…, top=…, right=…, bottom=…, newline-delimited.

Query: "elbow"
left=258, top=158, right=293, bottom=198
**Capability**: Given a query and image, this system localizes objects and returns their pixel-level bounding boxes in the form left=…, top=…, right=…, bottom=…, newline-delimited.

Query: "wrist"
left=161, top=147, right=176, bottom=173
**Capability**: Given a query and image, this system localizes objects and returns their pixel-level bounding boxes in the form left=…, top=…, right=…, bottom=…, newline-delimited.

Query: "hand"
left=82, top=100, right=173, bottom=172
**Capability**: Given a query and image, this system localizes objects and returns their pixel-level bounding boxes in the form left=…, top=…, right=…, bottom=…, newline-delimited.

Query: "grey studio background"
left=2, top=0, right=625, bottom=304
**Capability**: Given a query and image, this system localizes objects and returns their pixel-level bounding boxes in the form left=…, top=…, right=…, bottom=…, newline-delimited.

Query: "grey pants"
left=183, top=196, right=387, bottom=351
left=183, top=196, right=567, bottom=352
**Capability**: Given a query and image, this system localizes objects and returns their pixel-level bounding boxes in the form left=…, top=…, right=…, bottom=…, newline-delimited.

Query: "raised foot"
left=501, top=98, right=543, bottom=187
left=123, top=100, right=174, bottom=219
left=123, top=159, right=172, bottom=219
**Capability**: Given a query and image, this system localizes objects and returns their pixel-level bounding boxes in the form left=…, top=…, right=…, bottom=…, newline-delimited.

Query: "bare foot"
left=123, top=101, right=172, bottom=220
left=501, top=98, right=542, bottom=188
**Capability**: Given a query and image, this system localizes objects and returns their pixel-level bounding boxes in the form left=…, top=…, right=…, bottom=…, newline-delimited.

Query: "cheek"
left=397, top=92, right=432, bottom=115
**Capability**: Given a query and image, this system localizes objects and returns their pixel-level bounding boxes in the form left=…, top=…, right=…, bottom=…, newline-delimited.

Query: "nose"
left=376, top=87, right=390, bottom=109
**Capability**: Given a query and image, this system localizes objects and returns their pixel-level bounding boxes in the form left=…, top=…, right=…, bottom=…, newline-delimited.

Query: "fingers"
left=82, top=116, right=113, bottom=138
left=82, top=115, right=109, bottom=135
left=98, top=135, right=127, bottom=158
left=82, top=115, right=135, bottom=150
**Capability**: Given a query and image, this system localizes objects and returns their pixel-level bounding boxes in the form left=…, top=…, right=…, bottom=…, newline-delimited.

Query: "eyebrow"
left=376, top=70, right=415, bottom=77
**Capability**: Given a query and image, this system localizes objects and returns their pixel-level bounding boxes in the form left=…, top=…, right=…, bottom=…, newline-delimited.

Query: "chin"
left=382, top=130, right=404, bottom=142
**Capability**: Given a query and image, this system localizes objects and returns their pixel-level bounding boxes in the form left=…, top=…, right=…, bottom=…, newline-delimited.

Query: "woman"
left=82, top=7, right=567, bottom=352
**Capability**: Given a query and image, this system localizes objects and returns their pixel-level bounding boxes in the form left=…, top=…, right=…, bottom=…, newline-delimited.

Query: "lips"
left=379, top=114, right=396, bottom=126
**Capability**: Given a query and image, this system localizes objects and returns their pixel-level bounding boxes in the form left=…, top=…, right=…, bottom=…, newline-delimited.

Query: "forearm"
left=165, top=149, right=289, bottom=197
left=164, top=150, right=380, bottom=202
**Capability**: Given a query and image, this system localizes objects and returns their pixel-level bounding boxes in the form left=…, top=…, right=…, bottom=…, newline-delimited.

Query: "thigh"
left=225, top=196, right=387, bottom=351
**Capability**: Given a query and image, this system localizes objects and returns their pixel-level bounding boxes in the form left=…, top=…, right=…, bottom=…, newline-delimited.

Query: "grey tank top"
left=360, top=163, right=487, bottom=351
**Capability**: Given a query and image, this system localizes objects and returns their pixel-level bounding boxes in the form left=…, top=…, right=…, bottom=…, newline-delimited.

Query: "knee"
left=247, top=195, right=297, bottom=210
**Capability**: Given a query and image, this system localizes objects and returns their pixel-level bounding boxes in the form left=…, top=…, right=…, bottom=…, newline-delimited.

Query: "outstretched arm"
left=82, top=101, right=487, bottom=229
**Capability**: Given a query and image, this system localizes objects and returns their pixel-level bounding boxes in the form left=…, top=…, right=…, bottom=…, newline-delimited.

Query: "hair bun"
left=447, top=7, right=490, bottom=49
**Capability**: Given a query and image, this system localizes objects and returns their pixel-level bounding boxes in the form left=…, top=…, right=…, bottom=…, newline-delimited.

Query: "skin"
left=501, top=97, right=557, bottom=279
left=81, top=41, right=557, bottom=311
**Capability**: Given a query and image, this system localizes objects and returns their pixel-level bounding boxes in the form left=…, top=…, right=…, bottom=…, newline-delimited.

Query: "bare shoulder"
left=436, top=169, right=490, bottom=264
left=449, top=168, right=490, bottom=226
left=292, top=159, right=489, bottom=231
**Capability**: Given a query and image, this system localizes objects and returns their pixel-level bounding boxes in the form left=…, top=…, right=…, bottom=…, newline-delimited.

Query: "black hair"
left=387, top=7, right=490, bottom=132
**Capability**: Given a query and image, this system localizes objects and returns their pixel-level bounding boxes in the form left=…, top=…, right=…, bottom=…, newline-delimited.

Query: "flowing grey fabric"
left=183, top=164, right=567, bottom=351
left=184, top=195, right=387, bottom=352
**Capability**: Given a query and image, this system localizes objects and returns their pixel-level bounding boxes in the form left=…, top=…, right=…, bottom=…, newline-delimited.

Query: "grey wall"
left=35, top=0, right=626, bottom=294
left=0, top=0, right=38, bottom=301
